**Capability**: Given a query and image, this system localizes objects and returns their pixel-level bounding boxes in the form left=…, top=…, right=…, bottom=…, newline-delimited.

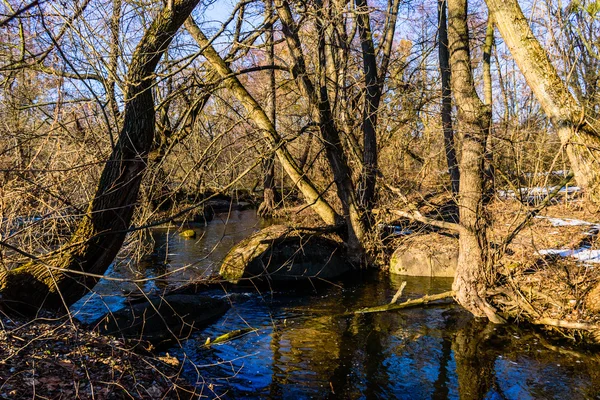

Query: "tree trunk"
left=184, top=17, right=341, bottom=226
left=356, top=0, right=381, bottom=212
left=274, top=0, right=367, bottom=260
left=106, top=0, right=122, bottom=122
left=482, top=15, right=495, bottom=196
left=258, top=0, right=280, bottom=217
left=0, top=0, right=201, bottom=314
left=438, top=0, right=460, bottom=195
left=447, top=0, right=503, bottom=323
left=486, top=0, right=600, bottom=202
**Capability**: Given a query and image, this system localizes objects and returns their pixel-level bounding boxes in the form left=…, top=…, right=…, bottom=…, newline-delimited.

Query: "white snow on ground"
left=535, top=216, right=600, bottom=228
left=536, top=217, right=600, bottom=264
left=538, top=249, right=600, bottom=264
left=498, top=186, right=581, bottom=199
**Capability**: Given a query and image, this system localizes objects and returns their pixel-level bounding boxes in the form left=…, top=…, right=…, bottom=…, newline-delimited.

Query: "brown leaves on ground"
left=0, top=318, right=200, bottom=399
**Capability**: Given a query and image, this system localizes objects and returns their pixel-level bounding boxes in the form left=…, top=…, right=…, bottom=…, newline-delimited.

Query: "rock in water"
left=97, top=295, right=229, bottom=345
left=389, top=233, right=458, bottom=277
left=180, top=229, right=196, bottom=238
left=219, top=225, right=349, bottom=283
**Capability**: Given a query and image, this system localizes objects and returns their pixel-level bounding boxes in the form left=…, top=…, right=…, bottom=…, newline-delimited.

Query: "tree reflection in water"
left=177, top=273, right=600, bottom=399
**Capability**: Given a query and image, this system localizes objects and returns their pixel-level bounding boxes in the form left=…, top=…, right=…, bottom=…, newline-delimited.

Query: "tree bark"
left=0, top=0, right=201, bottom=314
left=486, top=0, right=600, bottom=202
left=106, top=0, right=122, bottom=122
left=258, top=0, right=280, bottom=217
left=184, top=17, right=341, bottom=226
left=275, top=0, right=367, bottom=260
left=482, top=15, right=495, bottom=195
left=447, top=0, right=503, bottom=323
left=438, top=0, right=460, bottom=195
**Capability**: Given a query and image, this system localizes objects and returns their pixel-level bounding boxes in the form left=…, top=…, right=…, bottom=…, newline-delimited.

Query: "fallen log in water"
left=348, top=290, right=456, bottom=315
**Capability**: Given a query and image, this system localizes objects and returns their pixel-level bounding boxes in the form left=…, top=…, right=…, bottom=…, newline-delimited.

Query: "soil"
left=0, top=316, right=200, bottom=399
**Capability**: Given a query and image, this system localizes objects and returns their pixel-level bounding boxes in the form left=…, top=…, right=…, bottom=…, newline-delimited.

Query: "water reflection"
left=71, top=210, right=264, bottom=323
left=174, top=273, right=600, bottom=399
left=72, top=210, right=600, bottom=398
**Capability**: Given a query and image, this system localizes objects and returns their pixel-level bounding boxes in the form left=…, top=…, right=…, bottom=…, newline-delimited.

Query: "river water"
left=73, top=210, right=600, bottom=399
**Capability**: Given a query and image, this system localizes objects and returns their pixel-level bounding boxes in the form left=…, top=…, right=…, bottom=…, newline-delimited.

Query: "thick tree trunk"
left=0, top=0, right=201, bottom=314
left=486, top=0, right=600, bottom=202
left=184, top=18, right=341, bottom=226
left=447, top=0, right=503, bottom=323
left=438, top=0, right=460, bottom=195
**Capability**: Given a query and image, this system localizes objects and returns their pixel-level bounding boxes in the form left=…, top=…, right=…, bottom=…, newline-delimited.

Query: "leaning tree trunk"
left=447, top=0, right=503, bottom=323
left=274, top=0, right=367, bottom=261
left=0, top=0, right=201, bottom=314
left=485, top=0, right=600, bottom=202
left=184, top=17, right=341, bottom=227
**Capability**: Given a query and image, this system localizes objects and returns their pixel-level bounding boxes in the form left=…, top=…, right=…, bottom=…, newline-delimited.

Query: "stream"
left=72, top=210, right=600, bottom=399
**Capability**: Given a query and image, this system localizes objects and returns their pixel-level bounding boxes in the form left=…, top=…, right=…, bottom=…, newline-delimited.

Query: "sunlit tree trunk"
left=184, top=17, right=341, bottom=226
left=486, top=0, right=600, bottom=202
left=106, top=0, right=122, bottom=122
left=482, top=15, right=495, bottom=194
left=448, top=0, right=503, bottom=323
left=0, top=0, right=201, bottom=314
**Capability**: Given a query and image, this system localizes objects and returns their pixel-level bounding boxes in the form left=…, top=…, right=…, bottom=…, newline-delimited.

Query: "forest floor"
left=377, top=190, right=600, bottom=340
left=0, top=316, right=200, bottom=399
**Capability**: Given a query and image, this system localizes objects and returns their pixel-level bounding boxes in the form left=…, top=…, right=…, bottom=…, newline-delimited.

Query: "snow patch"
left=498, top=186, right=580, bottom=201
left=538, top=248, right=600, bottom=264
left=535, top=216, right=600, bottom=228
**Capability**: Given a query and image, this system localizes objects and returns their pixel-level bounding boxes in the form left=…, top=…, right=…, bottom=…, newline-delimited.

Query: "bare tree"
left=0, top=0, right=201, bottom=314
left=447, top=0, right=503, bottom=323
left=438, top=0, right=460, bottom=195
left=486, top=0, right=600, bottom=202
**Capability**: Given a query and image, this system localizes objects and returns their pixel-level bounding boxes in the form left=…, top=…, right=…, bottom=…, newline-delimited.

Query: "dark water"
left=71, top=210, right=266, bottom=323
left=73, top=210, right=600, bottom=399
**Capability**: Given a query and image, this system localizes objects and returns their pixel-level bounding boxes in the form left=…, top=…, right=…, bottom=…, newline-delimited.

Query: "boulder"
left=97, top=295, right=229, bottom=345
left=389, top=233, right=458, bottom=277
left=219, top=225, right=350, bottom=283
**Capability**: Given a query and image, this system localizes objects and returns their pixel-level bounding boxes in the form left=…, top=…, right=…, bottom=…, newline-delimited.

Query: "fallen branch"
left=531, top=317, right=600, bottom=332
left=204, top=327, right=257, bottom=346
left=380, top=183, right=461, bottom=233
left=390, top=281, right=407, bottom=304
left=349, top=291, right=456, bottom=315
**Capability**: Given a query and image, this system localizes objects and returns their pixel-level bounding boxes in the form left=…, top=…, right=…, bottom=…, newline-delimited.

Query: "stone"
left=219, top=225, right=350, bottom=283
left=389, top=233, right=458, bottom=277
left=180, top=229, right=196, bottom=238
left=97, top=295, right=229, bottom=345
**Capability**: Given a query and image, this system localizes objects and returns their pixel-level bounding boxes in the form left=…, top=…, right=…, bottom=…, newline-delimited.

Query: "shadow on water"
left=170, top=272, right=600, bottom=399
left=71, top=210, right=265, bottom=323
left=73, top=209, right=600, bottom=398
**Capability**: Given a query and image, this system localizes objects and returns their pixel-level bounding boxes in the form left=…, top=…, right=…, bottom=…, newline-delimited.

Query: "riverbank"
left=0, top=316, right=197, bottom=399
